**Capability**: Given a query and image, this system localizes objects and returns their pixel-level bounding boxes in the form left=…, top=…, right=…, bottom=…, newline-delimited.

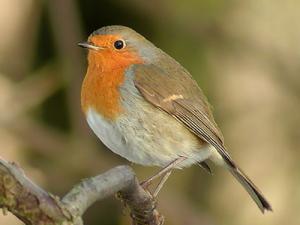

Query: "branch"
left=0, top=158, right=163, bottom=225
left=0, top=158, right=70, bottom=225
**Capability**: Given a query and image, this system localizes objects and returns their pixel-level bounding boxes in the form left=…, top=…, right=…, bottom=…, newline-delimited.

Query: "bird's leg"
left=153, top=170, right=172, bottom=197
left=141, top=156, right=186, bottom=189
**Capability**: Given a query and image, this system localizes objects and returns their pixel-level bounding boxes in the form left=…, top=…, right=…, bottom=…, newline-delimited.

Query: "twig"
left=0, top=158, right=163, bottom=225
left=62, top=166, right=135, bottom=216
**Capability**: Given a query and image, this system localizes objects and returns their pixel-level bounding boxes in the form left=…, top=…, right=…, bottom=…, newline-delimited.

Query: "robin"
left=78, top=25, right=272, bottom=212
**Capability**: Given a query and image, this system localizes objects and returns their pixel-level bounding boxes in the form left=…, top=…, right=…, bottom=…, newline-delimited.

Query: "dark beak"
left=78, top=42, right=104, bottom=50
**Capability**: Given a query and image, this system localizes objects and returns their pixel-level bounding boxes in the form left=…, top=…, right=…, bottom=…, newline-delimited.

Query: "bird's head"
left=78, top=25, right=159, bottom=71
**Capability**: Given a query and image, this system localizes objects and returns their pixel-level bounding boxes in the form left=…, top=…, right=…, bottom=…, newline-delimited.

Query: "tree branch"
left=61, top=166, right=135, bottom=216
left=0, top=158, right=163, bottom=225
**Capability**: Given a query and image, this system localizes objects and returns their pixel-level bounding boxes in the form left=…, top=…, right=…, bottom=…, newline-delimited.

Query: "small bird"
left=79, top=25, right=272, bottom=212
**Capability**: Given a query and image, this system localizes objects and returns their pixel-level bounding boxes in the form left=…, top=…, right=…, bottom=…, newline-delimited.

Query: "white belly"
left=86, top=107, right=213, bottom=168
left=86, top=108, right=132, bottom=160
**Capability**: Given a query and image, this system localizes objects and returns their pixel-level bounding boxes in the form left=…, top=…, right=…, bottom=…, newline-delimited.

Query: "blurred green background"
left=1, top=0, right=299, bottom=225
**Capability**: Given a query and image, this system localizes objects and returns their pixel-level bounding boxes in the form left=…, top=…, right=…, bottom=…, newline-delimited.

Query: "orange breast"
left=81, top=67, right=125, bottom=120
left=81, top=45, right=143, bottom=120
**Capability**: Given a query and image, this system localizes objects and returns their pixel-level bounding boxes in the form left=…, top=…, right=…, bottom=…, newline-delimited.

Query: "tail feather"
left=228, top=164, right=272, bottom=213
left=209, top=145, right=272, bottom=212
left=198, top=161, right=213, bottom=174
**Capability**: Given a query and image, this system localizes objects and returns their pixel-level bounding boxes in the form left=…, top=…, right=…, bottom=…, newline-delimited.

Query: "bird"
left=78, top=25, right=272, bottom=213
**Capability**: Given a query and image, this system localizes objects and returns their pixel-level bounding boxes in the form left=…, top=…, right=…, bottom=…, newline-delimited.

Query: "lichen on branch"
left=0, top=158, right=163, bottom=225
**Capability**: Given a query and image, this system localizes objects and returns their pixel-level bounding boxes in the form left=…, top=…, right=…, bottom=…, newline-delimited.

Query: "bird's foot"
left=140, top=156, right=186, bottom=197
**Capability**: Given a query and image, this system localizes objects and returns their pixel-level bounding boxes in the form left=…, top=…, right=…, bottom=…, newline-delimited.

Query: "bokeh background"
left=1, top=0, right=299, bottom=224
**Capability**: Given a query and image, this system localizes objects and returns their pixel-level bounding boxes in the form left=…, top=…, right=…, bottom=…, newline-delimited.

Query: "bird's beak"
left=78, top=42, right=104, bottom=51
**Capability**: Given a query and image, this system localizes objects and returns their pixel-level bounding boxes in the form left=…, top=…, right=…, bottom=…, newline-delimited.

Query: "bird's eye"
left=114, top=40, right=125, bottom=50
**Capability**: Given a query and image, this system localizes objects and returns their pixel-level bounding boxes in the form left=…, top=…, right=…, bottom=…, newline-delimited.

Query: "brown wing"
left=133, top=64, right=273, bottom=212
left=133, top=64, right=235, bottom=167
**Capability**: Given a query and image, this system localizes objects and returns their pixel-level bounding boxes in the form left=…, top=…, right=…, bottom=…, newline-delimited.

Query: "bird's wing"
left=133, top=64, right=273, bottom=212
left=133, top=64, right=235, bottom=166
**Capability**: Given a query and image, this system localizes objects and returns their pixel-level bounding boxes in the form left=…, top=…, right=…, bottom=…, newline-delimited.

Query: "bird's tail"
left=210, top=148, right=272, bottom=213
left=227, top=162, right=272, bottom=213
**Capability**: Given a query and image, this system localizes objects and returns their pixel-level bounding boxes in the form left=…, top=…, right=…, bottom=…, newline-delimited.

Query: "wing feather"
left=133, top=63, right=272, bottom=212
left=133, top=64, right=235, bottom=167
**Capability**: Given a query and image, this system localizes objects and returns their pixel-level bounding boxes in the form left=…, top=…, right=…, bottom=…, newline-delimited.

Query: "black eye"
left=114, top=40, right=125, bottom=50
